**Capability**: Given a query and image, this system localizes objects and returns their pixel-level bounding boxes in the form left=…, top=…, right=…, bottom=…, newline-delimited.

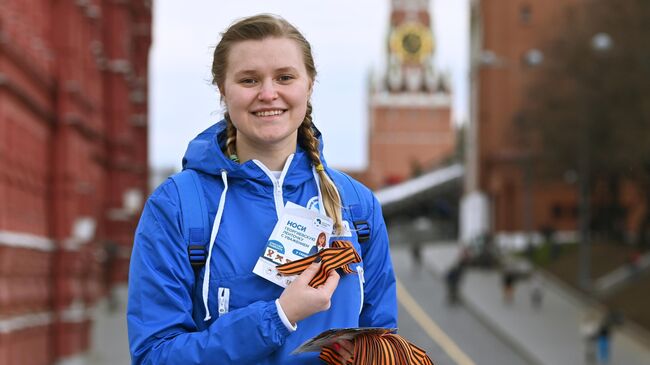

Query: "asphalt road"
left=391, top=246, right=532, bottom=365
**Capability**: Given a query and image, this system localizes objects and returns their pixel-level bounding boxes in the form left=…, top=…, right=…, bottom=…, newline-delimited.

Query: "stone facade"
left=0, top=0, right=151, bottom=363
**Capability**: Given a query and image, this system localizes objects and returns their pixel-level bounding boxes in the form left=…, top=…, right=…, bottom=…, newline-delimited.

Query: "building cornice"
left=369, top=91, right=451, bottom=108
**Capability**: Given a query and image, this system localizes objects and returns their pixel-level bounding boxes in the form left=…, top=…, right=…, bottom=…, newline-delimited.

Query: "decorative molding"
left=130, top=114, right=147, bottom=127
left=59, top=301, right=88, bottom=323
left=0, top=32, right=55, bottom=91
left=0, top=311, right=53, bottom=334
left=108, top=59, right=132, bottom=74
left=54, top=354, right=89, bottom=365
left=0, top=230, right=55, bottom=251
left=370, top=91, right=451, bottom=108
left=0, top=73, right=55, bottom=122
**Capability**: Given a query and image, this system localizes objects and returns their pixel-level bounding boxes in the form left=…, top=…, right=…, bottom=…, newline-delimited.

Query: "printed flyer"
left=253, top=202, right=333, bottom=287
left=292, top=327, right=397, bottom=354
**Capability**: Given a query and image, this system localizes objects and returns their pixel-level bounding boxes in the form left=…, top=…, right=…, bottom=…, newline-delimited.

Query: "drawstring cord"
left=312, top=166, right=326, bottom=216
left=202, top=170, right=229, bottom=321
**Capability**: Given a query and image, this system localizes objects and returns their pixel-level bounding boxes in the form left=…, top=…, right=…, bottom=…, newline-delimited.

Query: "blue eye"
left=278, top=75, right=294, bottom=82
left=240, top=78, right=257, bottom=85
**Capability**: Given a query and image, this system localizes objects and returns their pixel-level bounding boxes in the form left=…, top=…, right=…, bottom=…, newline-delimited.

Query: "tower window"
left=520, top=4, right=532, bottom=24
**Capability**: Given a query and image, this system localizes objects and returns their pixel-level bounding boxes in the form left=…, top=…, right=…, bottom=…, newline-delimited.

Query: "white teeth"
left=255, top=110, right=283, bottom=117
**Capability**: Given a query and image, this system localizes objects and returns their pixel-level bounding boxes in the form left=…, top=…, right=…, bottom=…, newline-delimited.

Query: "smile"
left=253, top=110, right=285, bottom=117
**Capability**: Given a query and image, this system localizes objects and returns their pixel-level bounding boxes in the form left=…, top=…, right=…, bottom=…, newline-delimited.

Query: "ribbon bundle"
left=320, top=330, right=434, bottom=365
left=276, top=240, right=361, bottom=287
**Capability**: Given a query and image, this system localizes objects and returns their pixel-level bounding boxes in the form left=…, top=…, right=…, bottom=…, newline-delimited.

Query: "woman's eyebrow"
left=276, top=66, right=299, bottom=73
left=233, top=70, right=257, bottom=77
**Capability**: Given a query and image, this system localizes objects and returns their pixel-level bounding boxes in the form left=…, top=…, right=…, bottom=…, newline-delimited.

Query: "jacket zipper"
left=252, top=155, right=294, bottom=218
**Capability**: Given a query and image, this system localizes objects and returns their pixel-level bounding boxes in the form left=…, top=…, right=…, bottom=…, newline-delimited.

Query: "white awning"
left=376, top=163, right=464, bottom=208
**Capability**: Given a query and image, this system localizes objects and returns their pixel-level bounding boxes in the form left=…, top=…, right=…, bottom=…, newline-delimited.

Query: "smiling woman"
left=128, top=14, right=398, bottom=365
left=220, top=38, right=312, bottom=166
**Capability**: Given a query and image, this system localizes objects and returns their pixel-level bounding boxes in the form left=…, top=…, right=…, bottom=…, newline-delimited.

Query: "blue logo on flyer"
left=267, top=240, right=285, bottom=253
left=306, top=196, right=320, bottom=212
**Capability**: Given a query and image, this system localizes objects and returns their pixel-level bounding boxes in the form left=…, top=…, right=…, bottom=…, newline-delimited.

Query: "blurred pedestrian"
left=411, top=243, right=422, bottom=267
left=596, top=309, right=623, bottom=364
left=502, top=269, right=517, bottom=304
left=445, top=261, right=465, bottom=305
left=580, top=311, right=599, bottom=364
left=529, top=273, right=543, bottom=310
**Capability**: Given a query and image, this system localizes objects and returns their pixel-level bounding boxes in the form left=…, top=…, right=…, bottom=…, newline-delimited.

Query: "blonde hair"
left=211, top=14, right=343, bottom=234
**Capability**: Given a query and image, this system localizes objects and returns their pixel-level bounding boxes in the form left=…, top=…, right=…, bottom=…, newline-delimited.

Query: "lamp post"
left=577, top=32, right=613, bottom=292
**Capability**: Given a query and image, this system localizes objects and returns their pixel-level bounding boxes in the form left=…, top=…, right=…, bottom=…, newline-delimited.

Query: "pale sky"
left=150, top=0, right=469, bottom=171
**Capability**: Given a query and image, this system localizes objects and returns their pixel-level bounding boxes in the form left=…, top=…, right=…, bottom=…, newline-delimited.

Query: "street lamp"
left=577, top=32, right=613, bottom=292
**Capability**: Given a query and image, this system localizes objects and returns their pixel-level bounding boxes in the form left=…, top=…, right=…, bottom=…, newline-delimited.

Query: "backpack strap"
left=170, top=169, right=209, bottom=269
left=328, top=169, right=372, bottom=243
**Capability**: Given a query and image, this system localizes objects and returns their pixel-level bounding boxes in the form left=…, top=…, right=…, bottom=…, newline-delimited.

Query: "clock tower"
left=360, top=0, right=455, bottom=189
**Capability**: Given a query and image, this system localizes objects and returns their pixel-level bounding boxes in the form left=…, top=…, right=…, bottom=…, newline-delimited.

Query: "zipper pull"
left=357, top=266, right=365, bottom=284
left=218, top=287, right=230, bottom=317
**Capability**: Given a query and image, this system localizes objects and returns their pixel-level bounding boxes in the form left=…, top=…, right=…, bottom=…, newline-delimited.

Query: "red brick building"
left=463, top=0, right=644, bottom=246
left=353, top=0, right=456, bottom=190
left=0, top=1, right=151, bottom=363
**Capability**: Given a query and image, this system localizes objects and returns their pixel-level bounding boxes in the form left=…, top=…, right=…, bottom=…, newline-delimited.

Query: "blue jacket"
left=127, top=121, right=397, bottom=364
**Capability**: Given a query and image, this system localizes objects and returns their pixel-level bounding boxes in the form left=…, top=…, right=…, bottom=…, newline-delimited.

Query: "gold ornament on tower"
left=389, top=22, right=434, bottom=64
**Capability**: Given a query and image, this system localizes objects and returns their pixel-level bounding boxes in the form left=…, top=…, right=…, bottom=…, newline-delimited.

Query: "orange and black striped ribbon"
left=276, top=240, right=361, bottom=288
left=319, top=332, right=434, bottom=365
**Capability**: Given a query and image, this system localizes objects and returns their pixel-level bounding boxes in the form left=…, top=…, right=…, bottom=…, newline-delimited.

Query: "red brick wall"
left=477, top=0, right=583, bottom=234
left=363, top=100, right=455, bottom=190
left=0, top=0, right=151, bottom=363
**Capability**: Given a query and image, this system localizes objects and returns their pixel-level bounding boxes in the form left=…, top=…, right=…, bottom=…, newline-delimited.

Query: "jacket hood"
left=182, top=120, right=329, bottom=187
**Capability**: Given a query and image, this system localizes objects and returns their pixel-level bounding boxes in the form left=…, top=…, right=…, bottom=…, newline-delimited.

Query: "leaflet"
left=253, top=202, right=333, bottom=288
left=292, top=327, right=397, bottom=354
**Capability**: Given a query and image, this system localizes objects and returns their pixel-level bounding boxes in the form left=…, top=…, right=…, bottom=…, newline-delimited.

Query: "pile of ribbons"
left=320, top=330, right=434, bottom=365
left=277, top=242, right=435, bottom=364
left=276, top=240, right=361, bottom=287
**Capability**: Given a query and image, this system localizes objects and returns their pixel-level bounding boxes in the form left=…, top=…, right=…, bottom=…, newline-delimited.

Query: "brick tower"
left=362, top=0, right=455, bottom=190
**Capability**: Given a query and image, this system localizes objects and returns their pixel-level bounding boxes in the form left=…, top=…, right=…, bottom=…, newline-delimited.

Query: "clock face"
left=402, top=32, right=422, bottom=54
left=389, top=22, right=434, bottom=64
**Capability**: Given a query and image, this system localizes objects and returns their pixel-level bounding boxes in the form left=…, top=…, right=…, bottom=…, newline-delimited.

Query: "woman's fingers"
left=318, top=268, right=340, bottom=294
left=331, top=340, right=354, bottom=363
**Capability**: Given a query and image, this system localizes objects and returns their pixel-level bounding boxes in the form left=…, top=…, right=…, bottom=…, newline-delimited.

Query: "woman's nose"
left=257, top=80, right=278, bottom=101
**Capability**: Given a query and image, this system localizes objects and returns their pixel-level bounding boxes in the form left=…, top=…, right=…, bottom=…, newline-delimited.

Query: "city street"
left=390, top=246, right=530, bottom=365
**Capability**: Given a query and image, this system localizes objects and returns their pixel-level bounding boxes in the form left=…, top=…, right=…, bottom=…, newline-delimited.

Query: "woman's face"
left=222, top=37, right=312, bottom=154
left=318, top=234, right=326, bottom=246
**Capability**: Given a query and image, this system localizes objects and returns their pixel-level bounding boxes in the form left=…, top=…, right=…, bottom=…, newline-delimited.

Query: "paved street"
left=420, top=242, right=650, bottom=365
left=391, top=247, right=531, bottom=365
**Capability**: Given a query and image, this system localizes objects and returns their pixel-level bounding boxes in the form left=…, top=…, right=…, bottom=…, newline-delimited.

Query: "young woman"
left=127, top=14, right=397, bottom=364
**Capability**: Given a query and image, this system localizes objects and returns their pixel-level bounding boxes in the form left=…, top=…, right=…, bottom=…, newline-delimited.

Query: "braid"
left=224, top=112, right=238, bottom=161
left=299, top=103, right=344, bottom=234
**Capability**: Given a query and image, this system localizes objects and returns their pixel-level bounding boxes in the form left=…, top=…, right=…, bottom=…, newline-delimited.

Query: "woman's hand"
left=330, top=340, right=355, bottom=364
left=278, top=259, right=340, bottom=324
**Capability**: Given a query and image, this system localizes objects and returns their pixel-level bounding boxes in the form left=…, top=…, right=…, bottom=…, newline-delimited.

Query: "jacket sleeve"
left=127, top=182, right=291, bottom=365
left=358, top=194, right=398, bottom=329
